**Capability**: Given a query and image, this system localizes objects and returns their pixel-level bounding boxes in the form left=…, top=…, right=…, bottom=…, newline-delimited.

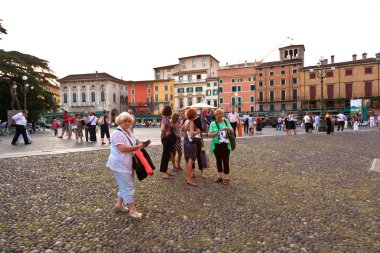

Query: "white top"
left=90, top=116, right=98, bottom=126
left=303, top=115, right=311, bottom=123
left=337, top=113, right=346, bottom=122
left=106, top=127, right=137, bottom=174
left=243, top=114, right=249, bottom=120
left=12, top=112, right=27, bottom=125
left=369, top=116, right=375, bottom=121
left=228, top=112, right=240, bottom=123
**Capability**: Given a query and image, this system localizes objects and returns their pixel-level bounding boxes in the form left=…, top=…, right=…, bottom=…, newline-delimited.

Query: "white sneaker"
left=129, top=211, right=142, bottom=219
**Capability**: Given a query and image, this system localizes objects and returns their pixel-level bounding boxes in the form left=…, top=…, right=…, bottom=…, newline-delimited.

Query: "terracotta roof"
left=178, top=54, right=220, bottom=63
left=59, top=72, right=125, bottom=83
left=173, top=69, right=208, bottom=76
left=255, top=59, right=303, bottom=68
left=153, top=64, right=178, bottom=69
left=301, top=58, right=379, bottom=70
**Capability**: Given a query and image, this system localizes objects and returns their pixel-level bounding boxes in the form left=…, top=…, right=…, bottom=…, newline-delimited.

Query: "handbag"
left=200, top=149, right=210, bottom=169
left=215, top=120, right=236, bottom=150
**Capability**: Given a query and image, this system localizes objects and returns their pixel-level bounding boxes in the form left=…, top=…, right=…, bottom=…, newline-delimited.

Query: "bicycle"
left=0, top=122, right=10, bottom=136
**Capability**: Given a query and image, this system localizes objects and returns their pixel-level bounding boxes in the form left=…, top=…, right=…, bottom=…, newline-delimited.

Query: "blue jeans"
left=276, top=123, right=282, bottom=131
left=112, top=170, right=135, bottom=205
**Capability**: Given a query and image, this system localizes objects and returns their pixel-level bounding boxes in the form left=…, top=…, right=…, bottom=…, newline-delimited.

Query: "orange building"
left=218, top=62, right=257, bottom=112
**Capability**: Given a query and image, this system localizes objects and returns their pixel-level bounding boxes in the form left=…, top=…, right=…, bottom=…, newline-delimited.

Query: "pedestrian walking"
left=11, top=110, right=31, bottom=145
left=276, top=115, right=283, bottom=131
left=52, top=119, right=60, bottom=136
left=106, top=112, right=146, bottom=219
left=248, top=114, right=254, bottom=136
left=243, top=112, right=249, bottom=133
left=160, top=106, right=176, bottom=179
left=337, top=111, right=346, bottom=131
left=58, top=111, right=69, bottom=139
left=369, top=115, right=375, bottom=128
left=82, top=111, right=91, bottom=142
left=193, top=114, right=205, bottom=178
left=68, top=113, right=75, bottom=139
left=227, top=107, right=240, bottom=137
left=99, top=110, right=111, bottom=145
left=303, top=113, right=312, bottom=133
left=353, top=114, right=359, bottom=131
left=72, top=113, right=83, bottom=142
left=256, top=114, right=263, bottom=134
left=208, top=109, right=234, bottom=185
left=89, top=112, right=98, bottom=142
left=313, top=114, right=320, bottom=133
left=287, top=112, right=297, bottom=135
left=325, top=111, right=333, bottom=134
left=170, top=113, right=183, bottom=172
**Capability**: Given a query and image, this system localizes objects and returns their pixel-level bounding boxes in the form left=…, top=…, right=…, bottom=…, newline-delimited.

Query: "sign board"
left=350, top=99, right=362, bottom=116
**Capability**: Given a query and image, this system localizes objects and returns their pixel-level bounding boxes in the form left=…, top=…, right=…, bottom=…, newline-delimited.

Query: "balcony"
left=258, top=96, right=300, bottom=103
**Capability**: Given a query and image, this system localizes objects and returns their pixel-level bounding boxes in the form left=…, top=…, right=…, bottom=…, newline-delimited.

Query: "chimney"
left=331, top=55, right=335, bottom=64
left=323, top=59, right=328, bottom=65
left=362, top=53, right=367, bottom=59
left=376, top=53, right=380, bottom=61
left=245, top=60, right=247, bottom=67
left=226, top=62, right=228, bottom=66
left=352, top=54, right=357, bottom=61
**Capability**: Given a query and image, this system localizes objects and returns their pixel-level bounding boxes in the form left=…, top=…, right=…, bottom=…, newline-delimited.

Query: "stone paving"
left=0, top=130, right=379, bottom=252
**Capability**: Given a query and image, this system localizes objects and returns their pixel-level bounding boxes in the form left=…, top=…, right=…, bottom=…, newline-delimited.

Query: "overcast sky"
left=1, top=0, right=379, bottom=81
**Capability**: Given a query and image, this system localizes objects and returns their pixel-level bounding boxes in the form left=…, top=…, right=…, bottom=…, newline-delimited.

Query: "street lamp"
left=309, top=57, right=335, bottom=132
left=234, top=92, right=238, bottom=111
left=13, top=76, right=34, bottom=111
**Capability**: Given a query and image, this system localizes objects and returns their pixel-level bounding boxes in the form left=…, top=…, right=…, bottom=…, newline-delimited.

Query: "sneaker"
left=129, top=211, right=142, bottom=219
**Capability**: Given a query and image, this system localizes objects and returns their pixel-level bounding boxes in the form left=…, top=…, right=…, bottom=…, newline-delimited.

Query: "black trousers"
left=85, top=127, right=90, bottom=141
left=326, top=123, right=333, bottom=134
left=337, top=121, right=345, bottom=131
left=89, top=126, right=97, bottom=141
left=160, top=138, right=172, bottom=173
left=230, top=122, right=238, bottom=137
left=214, top=143, right=230, bottom=174
left=244, top=120, right=249, bottom=133
left=12, top=125, right=28, bottom=144
left=192, top=141, right=203, bottom=171
left=100, top=125, right=110, bottom=138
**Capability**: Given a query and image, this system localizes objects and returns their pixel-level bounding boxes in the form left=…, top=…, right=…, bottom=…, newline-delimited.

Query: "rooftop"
left=301, top=57, right=379, bottom=70
left=59, top=72, right=125, bottom=84
left=178, top=54, right=220, bottom=63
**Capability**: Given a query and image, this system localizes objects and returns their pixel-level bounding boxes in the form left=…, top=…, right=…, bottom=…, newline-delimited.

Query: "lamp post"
left=12, top=76, right=34, bottom=111
left=309, top=57, right=335, bottom=132
left=234, top=92, right=238, bottom=111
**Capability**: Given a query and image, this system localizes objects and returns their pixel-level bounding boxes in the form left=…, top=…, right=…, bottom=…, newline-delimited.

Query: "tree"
left=0, top=20, right=58, bottom=122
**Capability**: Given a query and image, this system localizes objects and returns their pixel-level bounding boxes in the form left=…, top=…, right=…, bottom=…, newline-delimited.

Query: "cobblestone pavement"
left=0, top=125, right=374, bottom=159
left=0, top=131, right=379, bottom=252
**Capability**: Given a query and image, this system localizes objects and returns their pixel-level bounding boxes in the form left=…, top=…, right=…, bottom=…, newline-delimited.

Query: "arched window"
left=91, top=92, right=95, bottom=102
left=113, top=93, right=116, bottom=103
left=63, top=93, right=67, bottom=103
left=72, top=92, right=77, bottom=103
left=82, top=92, right=86, bottom=102
left=192, top=59, right=196, bottom=68
left=202, top=58, right=206, bottom=67
left=101, top=91, right=105, bottom=102
left=120, top=95, right=124, bottom=104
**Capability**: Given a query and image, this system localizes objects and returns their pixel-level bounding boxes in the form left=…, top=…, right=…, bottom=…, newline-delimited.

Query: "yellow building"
left=42, top=81, right=61, bottom=111
left=152, top=79, right=174, bottom=114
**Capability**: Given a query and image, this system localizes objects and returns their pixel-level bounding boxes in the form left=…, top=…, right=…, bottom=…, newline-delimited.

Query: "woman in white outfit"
left=106, top=112, right=146, bottom=219
left=369, top=115, right=375, bottom=128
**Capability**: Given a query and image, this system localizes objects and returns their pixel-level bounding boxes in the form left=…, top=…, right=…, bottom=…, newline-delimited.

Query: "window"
left=192, top=59, right=196, bottom=68
left=231, top=97, right=236, bottom=105
left=182, top=60, right=186, bottom=69
left=237, top=97, right=242, bottom=105
left=270, top=80, right=274, bottom=86
left=188, top=75, right=192, bottom=82
left=165, top=85, right=168, bottom=91
left=113, top=93, right=116, bottom=103
left=270, top=91, right=274, bottom=102
left=147, top=97, right=152, bottom=103
left=293, top=69, right=297, bottom=74
left=219, top=97, right=224, bottom=104
left=72, top=93, right=77, bottom=103
left=281, top=90, right=286, bottom=101
left=238, top=78, right=243, bottom=82
left=281, top=70, right=286, bottom=75
left=258, top=72, right=263, bottom=77
left=206, top=90, right=211, bottom=96
left=178, top=88, right=184, bottom=93
left=197, top=75, right=201, bottom=80
left=250, top=85, right=256, bottom=91
left=327, top=85, right=334, bottom=99
left=72, top=86, right=76, bottom=89
left=154, top=86, right=158, bottom=91
left=207, top=82, right=210, bottom=87
left=345, top=69, right=353, bottom=76
left=179, top=76, right=183, bottom=82
left=259, top=81, right=263, bottom=87
left=250, top=106, right=254, bottom=112
left=281, top=104, right=286, bottom=110
left=259, top=105, right=263, bottom=111
left=237, top=86, right=241, bottom=91
left=167, top=74, right=171, bottom=79
left=250, top=96, right=255, bottom=102
left=120, top=96, right=124, bottom=104
left=259, top=91, right=264, bottom=102
left=155, top=94, right=158, bottom=102
left=131, top=89, right=135, bottom=95
left=214, top=82, right=217, bottom=87
left=186, top=87, right=193, bottom=92
left=269, top=71, right=274, bottom=76
left=326, top=71, right=334, bottom=77
left=365, top=82, right=372, bottom=97
left=167, top=69, right=171, bottom=72
left=219, top=79, right=223, bottom=84
left=346, top=83, right=352, bottom=98
left=147, top=88, right=151, bottom=94
left=202, top=58, right=206, bottom=67
left=292, top=78, right=298, bottom=84
left=232, top=86, right=236, bottom=92
left=219, top=87, right=223, bottom=93
left=310, top=73, right=316, bottom=79
left=292, top=103, right=297, bottom=110
left=293, top=89, right=297, bottom=100
left=365, top=67, right=372, bottom=74
left=213, top=89, right=218, bottom=95
left=188, top=97, right=192, bottom=106
left=131, top=97, right=135, bottom=105
left=63, top=86, right=67, bottom=90
left=231, top=78, right=235, bottom=83
left=63, top=93, right=67, bottom=103
left=281, top=79, right=286, bottom=85
left=195, top=87, right=202, bottom=92
left=155, top=75, right=160, bottom=80
left=101, top=91, right=105, bottom=102
left=270, top=104, right=274, bottom=111
left=197, top=97, right=202, bottom=103
left=165, top=94, right=168, bottom=102
left=310, top=86, right=316, bottom=100
left=81, top=92, right=86, bottom=102
left=179, top=98, right=184, bottom=108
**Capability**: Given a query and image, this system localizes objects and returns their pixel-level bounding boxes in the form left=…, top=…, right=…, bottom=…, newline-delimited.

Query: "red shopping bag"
left=135, top=150, right=154, bottom=175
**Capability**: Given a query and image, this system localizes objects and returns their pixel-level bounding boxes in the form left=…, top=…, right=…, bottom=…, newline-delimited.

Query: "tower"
left=279, top=45, right=305, bottom=62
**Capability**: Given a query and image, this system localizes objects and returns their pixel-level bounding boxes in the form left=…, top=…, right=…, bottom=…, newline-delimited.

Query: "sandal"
left=113, top=206, right=129, bottom=213
left=223, top=179, right=230, bottom=185
left=162, top=176, right=172, bottom=180
left=186, top=180, right=198, bottom=186
left=215, top=178, right=223, bottom=183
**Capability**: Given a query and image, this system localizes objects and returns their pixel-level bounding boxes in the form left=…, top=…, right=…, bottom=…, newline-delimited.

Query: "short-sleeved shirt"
left=82, top=116, right=91, bottom=124
left=90, top=116, right=98, bottom=126
left=12, top=112, right=26, bottom=125
left=161, top=116, right=171, bottom=139
left=314, top=116, right=320, bottom=124
left=62, top=114, right=69, bottom=124
left=304, top=115, right=310, bottom=123
left=106, top=127, right=137, bottom=174
left=209, top=120, right=233, bottom=156
left=228, top=112, right=240, bottom=123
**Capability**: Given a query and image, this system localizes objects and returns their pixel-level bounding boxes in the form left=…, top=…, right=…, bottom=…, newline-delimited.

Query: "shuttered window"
left=327, top=85, right=334, bottom=99
left=345, top=83, right=352, bottom=98
left=365, top=82, right=372, bottom=97
left=310, top=86, right=316, bottom=100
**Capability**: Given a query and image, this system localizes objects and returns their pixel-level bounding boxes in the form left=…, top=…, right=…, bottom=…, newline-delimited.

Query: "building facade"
left=59, top=72, right=128, bottom=122
left=300, top=52, right=380, bottom=113
left=41, top=82, right=61, bottom=112
left=255, top=45, right=305, bottom=112
left=218, top=62, right=257, bottom=112
left=152, top=79, right=174, bottom=115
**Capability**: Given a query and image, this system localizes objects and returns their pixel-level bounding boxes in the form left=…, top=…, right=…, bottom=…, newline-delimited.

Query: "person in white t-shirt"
left=369, top=115, right=375, bottom=128
left=11, top=111, right=31, bottom=145
left=242, top=112, right=249, bottom=133
left=303, top=113, right=311, bottom=133
left=337, top=112, right=347, bottom=131
left=227, top=107, right=240, bottom=137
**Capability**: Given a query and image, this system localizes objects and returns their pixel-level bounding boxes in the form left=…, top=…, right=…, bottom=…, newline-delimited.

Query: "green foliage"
left=0, top=19, right=7, bottom=39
